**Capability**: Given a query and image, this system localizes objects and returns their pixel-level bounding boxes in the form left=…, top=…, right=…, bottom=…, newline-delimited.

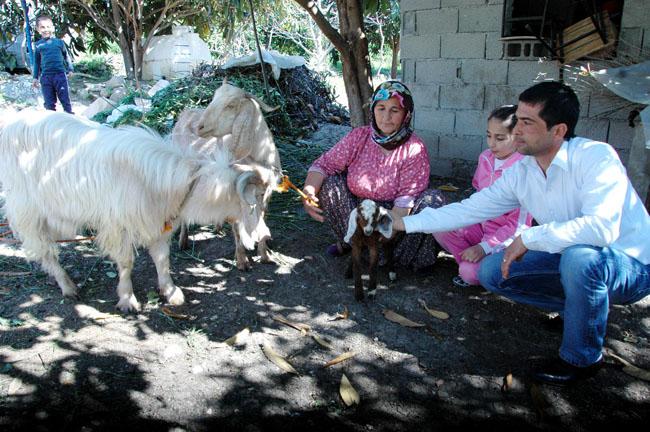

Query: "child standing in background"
left=434, top=105, right=531, bottom=288
left=31, top=15, right=74, bottom=114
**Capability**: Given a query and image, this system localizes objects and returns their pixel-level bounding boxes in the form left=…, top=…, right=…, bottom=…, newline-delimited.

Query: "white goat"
left=0, top=109, right=275, bottom=312
left=171, top=81, right=282, bottom=270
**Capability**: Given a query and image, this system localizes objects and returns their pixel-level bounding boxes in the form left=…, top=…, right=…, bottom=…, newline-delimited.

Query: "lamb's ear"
left=343, top=208, right=358, bottom=244
left=377, top=207, right=393, bottom=239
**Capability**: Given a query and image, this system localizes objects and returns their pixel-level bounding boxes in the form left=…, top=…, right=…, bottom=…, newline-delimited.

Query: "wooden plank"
left=560, top=11, right=617, bottom=63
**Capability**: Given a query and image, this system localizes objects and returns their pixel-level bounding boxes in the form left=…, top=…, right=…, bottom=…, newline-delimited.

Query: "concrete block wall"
left=400, top=0, right=649, bottom=181
left=400, top=0, right=560, bottom=177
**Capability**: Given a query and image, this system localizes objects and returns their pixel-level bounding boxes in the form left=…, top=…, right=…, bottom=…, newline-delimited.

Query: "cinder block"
left=410, top=83, right=440, bottom=108
left=455, top=110, right=489, bottom=136
left=587, top=92, right=632, bottom=120
left=416, top=130, right=441, bottom=158
left=441, top=0, right=486, bottom=6
left=460, top=59, right=508, bottom=84
left=401, top=34, right=441, bottom=59
left=620, top=0, right=650, bottom=29
left=418, top=8, right=458, bottom=34
left=486, top=32, right=504, bottom=60
left=441, top=33, right=486, bottom=59
left=440, top=84, right=484, bottom=110
left=607, top=120, right=637, bottom=151
left=415, top=59, right=459, bottom=84
left=618, top=28, right=644, bottom=57
left=401, top=0, right=441, bottom=12
left=415, top=109, right=456, bottom=134
left=574, top=119, right=609, bottom=143
left=403, top=11, right=416, bottom=35
left=402, top=60, right=416, bottom=82
left=459, top=5, right=502, bottom=33
left=507, top=60, right=560, bottom=86
left=484, top=85, right=526, bottom=110
left=439, top=135, right=483, bottom=160
left=430, top=157, right=453, bottom=177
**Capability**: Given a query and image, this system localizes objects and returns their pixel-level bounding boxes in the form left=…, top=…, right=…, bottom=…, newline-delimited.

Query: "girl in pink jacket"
left=434, top=105, right=531, bottom=287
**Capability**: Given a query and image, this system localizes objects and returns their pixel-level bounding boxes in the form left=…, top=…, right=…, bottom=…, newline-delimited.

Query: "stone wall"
left=400, top=0, right=649, bottom=185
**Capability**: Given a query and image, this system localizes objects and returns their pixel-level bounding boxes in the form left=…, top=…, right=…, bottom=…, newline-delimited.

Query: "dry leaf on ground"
left=329, top=306, right=349, bottom=321
left=272, top=314, right=311, bottom=333
left=606, top=349, right=650, bottom=381
left=438, top=184, right=459, bottom=192
left=215, top=327, right=250, bottom=348
left=383, top=309, right=425, bottom=328
left=161, top=307, right=189, bottom=320
left=311, top=333, right=334, bottom=350
left=340, top=374, right=360, bottom=406
left=501, top=372, right=513, bottom=392
left=418, top=299, right=450, bottom=320
left=262, top=344, right=299, bottom=375
left=324, top=351, right=356, bottom=368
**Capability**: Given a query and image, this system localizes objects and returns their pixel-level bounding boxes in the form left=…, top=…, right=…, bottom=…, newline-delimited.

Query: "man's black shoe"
left=532, top=357, right=602, bottom=385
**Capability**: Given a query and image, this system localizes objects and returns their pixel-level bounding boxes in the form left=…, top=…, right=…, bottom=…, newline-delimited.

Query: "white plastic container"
left=142, top=26, right=212, bottom=80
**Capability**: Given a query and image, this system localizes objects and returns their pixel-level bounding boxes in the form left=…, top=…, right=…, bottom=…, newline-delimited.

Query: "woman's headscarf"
left=370, top=80, right=414, bottom=150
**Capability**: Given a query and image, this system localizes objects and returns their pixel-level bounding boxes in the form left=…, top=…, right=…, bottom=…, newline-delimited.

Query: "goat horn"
left=236, top=171, right=257, bottom=207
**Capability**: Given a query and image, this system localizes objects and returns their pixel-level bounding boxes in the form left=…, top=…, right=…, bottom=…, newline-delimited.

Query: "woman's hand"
left=460, top=245, right=486, bottom=263
left=390, top=208, right=406, bottom=231
left=302, top=185, right=324, bottom=222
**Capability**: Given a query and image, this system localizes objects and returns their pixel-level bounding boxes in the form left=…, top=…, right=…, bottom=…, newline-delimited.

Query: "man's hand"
left=32, top=79, right=40, bottom=88
left=390, top=209, right=405, bottom=231
left=302, top=186, right=324, bottom=222
left=501, top=235, right=528, bottom=279
left=461, top=245, right=486, bottom=263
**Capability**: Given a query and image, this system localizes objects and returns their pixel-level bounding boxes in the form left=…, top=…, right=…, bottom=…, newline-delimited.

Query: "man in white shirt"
left=392, top=81, right=650, bottom=385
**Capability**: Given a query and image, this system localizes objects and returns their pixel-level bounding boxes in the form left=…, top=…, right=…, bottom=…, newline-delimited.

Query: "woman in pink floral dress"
left=301, top=80, right=445, bottom=269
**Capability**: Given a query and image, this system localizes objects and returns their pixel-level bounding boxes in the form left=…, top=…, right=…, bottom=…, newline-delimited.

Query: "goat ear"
left=343, top=208, right=358, bottom=244
left=230, top=102, right=256, bottom=160
left=377, top=207, right=393, bottom=239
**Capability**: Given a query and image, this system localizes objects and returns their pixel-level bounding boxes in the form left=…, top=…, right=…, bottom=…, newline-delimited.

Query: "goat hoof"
left=116, top=296, right=141, bottom=313
left=166, top=287, right=185, bottom=306
left=388, top=271, right=397, bottom=282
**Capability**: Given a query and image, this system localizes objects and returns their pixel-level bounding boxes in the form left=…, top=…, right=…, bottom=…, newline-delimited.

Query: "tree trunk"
left=390, top=36, right=399, bottom=79
left=110, top=0, right=135, bottom=78
left=337, top=0, right=373, bottom=126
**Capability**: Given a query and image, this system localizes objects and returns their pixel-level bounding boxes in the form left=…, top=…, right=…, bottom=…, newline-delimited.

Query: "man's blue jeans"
left=40, top=72, right=72, bottom=114
left=478, top=245, right=650, bottom=367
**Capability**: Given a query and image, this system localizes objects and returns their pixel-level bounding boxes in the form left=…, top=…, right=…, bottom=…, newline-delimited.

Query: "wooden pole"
left=247, top=0, right=270, bottom=101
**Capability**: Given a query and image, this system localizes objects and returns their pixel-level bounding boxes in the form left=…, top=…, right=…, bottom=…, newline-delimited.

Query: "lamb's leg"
left=383, top=242, right=398, bottom=282
left=232, top=225, right=252, bottom=271
left=178, top=223, right=189, bottom=250
left=367, top=243, right=379, bottom=298
left=351, top=243, right=364, bottom=301
left=148, top=237, right=185, bottom=306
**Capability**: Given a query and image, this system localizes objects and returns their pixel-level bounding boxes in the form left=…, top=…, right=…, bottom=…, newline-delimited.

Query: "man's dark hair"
left=519, top=81, right=579, bottom=139
left=35, top=15, right=53, bottom=27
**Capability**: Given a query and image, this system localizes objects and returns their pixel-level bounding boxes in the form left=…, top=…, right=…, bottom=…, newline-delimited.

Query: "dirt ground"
left=0, top=76, right=649, bottom=431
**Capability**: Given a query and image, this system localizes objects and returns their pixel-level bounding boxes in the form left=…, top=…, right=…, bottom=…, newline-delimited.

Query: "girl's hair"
left=488, top=105, right=517, bottom=132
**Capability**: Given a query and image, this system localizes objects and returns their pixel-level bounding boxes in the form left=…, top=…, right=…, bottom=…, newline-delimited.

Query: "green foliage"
left=0, top=48, right=17, bottom=71
left=74, top=55, right=113, bottom=81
